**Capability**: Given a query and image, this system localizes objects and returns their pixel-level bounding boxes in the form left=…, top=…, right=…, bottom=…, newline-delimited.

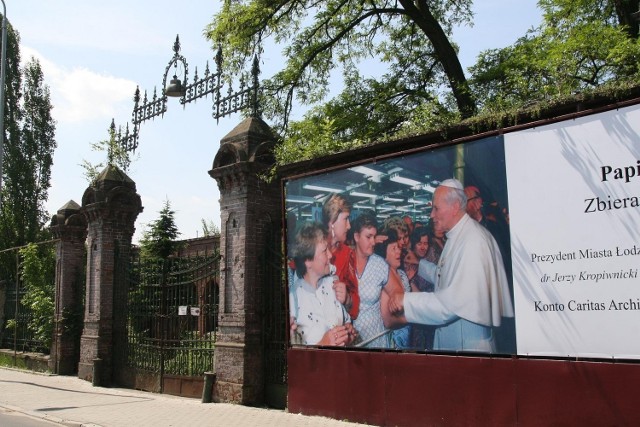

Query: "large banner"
left=505, top=103, right=640, bottom=359
left=284, top=102, right=640, bottom=359
left=285, top=137, right=516, bottom=353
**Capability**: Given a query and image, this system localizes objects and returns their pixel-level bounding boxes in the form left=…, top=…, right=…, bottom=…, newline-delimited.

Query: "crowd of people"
left=288, top=178, right=514, bottom=353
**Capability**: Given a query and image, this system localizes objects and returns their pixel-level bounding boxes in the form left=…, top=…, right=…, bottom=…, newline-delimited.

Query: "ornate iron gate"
left=120, top=252, right=220, bottom=397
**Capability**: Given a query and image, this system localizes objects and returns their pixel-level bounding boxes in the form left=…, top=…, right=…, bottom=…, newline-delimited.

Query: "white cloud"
left=20, top=45, right=137, bottom=123
left=54, top=68, right=136, bottom=122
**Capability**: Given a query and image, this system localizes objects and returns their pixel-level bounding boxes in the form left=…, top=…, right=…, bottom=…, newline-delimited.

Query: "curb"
left=0, top=402, right=98, bottom=427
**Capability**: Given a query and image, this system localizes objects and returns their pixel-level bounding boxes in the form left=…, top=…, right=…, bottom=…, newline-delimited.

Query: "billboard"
left=285, top=102, right=640, bottom=359
left=505, top=103, right=640, bottom=359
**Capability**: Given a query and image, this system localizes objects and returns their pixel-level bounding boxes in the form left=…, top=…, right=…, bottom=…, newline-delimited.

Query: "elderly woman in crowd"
left=289, top=222, right=357, bottom=346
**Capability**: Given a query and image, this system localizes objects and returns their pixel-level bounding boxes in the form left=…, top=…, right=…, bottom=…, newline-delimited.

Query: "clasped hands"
left=321, top=323, right=357, bottom=346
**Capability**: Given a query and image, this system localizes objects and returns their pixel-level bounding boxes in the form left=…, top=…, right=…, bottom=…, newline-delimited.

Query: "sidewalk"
left=0, top=368, right=365, bottom=427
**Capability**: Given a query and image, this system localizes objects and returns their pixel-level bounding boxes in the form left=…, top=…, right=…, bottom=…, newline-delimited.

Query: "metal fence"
left=262, top=226, right=287, bottom=406
left=125, top=252, right=220, bottom=382
left=0, top=240, right=58, bottom=355
left=1, top=285, right=48, bottom=353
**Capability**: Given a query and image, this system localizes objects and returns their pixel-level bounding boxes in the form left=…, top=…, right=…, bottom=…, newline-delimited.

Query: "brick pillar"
left=49, top=200, right=87, bottom=375
left=209, top=116, right=281, bottom=405
left=78, top=165, right=142, bottom=385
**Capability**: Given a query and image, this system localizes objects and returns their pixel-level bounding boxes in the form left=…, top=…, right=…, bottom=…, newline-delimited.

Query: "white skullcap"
left=439, top=178, right=463, bottom=190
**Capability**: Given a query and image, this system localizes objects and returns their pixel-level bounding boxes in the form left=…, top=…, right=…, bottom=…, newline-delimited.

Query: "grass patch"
left=0, top=349, right=51, bottom=373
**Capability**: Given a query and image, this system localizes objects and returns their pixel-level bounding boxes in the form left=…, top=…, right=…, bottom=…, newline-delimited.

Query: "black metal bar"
left=182, top=70, right=221, bottom=105
left=251, top=54, right=261, bottom=118
left=181, top=46, right=223, bottom=106
left=133, top=88, right=167, bottom=125
left=160, top=259, right=167, bottom=393
left=13, top=250, right=18, bottom=366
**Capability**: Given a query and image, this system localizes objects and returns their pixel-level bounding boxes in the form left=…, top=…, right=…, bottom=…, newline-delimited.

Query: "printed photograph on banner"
left=505, top=103, right=640, bottom=359
left=284, top=136, right=516, bottom=354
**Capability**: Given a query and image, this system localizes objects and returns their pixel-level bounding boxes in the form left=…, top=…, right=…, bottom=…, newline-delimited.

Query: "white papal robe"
left=404, top=214, right=514, bottom=352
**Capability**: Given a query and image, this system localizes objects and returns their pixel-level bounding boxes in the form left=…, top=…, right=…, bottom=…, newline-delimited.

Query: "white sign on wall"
left=505, top=103, right=640, bottom=359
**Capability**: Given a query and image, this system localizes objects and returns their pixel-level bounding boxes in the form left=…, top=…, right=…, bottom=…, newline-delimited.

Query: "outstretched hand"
left=375, top=234, right=389, bottom=244
left=388, top=292, right=405, bottom=315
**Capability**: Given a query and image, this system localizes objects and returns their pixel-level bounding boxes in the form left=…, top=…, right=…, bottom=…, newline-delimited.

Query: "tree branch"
left=273, top=5, right=409, bottom=128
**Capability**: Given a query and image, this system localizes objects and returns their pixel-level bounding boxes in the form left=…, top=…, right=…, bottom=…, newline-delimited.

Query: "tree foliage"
left=470, top=0, right=640, bottom=111
left=207, top=1, right=640, bottom=167
left=80, top=121, right=137, bottom=184
left=1, top=58, right=56, bottom=245
left=139, top=200, right=182, bottom=260
left=18, top=242, right=56, bottom=352
left=207, top=0, right=476, bottom=133
left=0, top=20, right=57, bottom=284
left=17, top=59, right=56, bottom=230
left=200, top=219, right=220, bottom=237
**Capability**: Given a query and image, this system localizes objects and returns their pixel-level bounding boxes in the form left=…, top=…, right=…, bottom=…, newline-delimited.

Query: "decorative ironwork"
left=214, top=55, right=261, bottom=121
left=113, top=34, right=261, bottom=152
left=111, top=120, right=139, bottom=153
left=182, top=47, right=223, bottom=105
left=162, top=35, right=189, bottom=100
left=133, top=87, right=167, bottom=126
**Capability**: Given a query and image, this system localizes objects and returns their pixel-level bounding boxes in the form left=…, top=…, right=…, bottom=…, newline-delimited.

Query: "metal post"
left=201, top=371, right=216, bottom=403
left=160, top=258, right=168, bottom=393
left=13, top=250, right=18, bottom=366
left=0, top=0, right=7, bottom=204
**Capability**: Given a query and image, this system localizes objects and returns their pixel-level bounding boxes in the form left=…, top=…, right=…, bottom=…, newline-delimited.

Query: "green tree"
left=0, top=17, right=22, bottom=199
left=81, top=121, right=137, bottom=184
left=200, top=219, right=220, bottom=237
left=130, top=201, right=182, bottom=338
left=17, top=59, right=56, bottom=237
left=139, top=200, right=182, bottom=260
left=208, top=1, right=640, bottom=166
left=0, top=20, right=24, bottom=243
left=275, top=76, right=457, bottom=165
left=469, top=0, right=640, bottom=111
left=206, top=0, right=476, bottom=136
left=18, top=242, right=56, bottom=352
left=0, top=20, right=57, bottom=284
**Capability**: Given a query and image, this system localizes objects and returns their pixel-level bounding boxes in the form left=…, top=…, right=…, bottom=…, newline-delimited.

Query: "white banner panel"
left=505, top=104, right=640, bottom=359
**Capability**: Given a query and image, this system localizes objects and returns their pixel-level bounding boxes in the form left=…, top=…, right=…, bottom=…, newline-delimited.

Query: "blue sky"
left=7, top=1, right=541, bottom=242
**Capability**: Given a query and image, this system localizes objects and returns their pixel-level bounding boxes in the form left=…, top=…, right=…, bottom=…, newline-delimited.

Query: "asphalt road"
left=0, top=407, right=61, bottom=427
